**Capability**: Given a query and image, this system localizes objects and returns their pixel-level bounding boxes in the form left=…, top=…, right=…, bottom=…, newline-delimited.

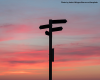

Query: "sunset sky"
left=0, top=0, right=100, bottom=80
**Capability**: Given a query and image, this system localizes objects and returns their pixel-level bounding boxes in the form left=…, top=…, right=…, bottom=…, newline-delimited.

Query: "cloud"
left=0, top=71, right=32, bottom=76
left=0, top=24, right=13, bottom=27
left=0, top=9, right=99, bottom=42
left=55, top=57, right=100, bottom=62
left=8, top=60, right=45, bottom=64
left=51, top=45, right=100, bottom=67
left=0, top=43, right=100, bottom=71
left=0, top=24, right=33, bottom=33
left=56, top=46, right=100, bottom=56
left=53, top=68, right=77, bottom=71
left=0, top=23, right=38, bottom=41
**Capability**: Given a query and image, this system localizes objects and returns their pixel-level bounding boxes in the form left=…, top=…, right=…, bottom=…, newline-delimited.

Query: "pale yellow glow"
left=0, top=71, right=31, bottom=76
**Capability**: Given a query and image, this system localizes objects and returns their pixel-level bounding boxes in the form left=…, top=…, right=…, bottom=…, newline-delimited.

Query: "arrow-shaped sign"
left=52, top=19, right=67, bottom=24
left=45, top=27, right=63, bottom=36
left=39, top=24, right=49, bottom=29
left=52, top=27, right=63, bottom=32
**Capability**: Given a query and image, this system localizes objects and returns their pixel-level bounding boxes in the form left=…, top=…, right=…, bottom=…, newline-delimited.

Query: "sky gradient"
left=0, top=0, right=100, bottom=80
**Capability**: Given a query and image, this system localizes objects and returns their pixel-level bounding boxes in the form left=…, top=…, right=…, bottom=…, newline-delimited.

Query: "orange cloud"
left=53, top=68, right=77, bottom=71
left=0, top=43, right=100, bottom=77
left=0, top=71, right=35, bottom=76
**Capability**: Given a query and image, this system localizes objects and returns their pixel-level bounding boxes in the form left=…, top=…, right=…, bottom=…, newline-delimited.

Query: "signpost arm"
left=49, top=19, right=52, bottom=80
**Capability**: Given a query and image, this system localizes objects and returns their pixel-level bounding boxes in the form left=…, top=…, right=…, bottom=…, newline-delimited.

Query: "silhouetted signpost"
left=39, top=19, right=67, bottom=80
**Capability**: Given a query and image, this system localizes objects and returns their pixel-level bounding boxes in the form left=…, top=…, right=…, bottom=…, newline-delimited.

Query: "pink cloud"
left=0, top=24, right=32, bottom=33
left=0, top=12, right=99, bottom=42
left=0, top=24, right=38, bottom=41
left=53, top=68, right=77, bottom=71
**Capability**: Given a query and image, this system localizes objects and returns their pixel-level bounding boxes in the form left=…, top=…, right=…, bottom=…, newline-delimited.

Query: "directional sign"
left=45, top=27, right=63, bottom=35
left=39, top=24, right=49, bottom=29
left=52, top=48, right=54, bottom=62
left=52, top=27, right=63, bottom=32
left=52, top=19, right=67, bottom=24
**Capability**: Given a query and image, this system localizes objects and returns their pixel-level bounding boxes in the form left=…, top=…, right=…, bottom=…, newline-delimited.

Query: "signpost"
left=39, top=19, right=67, bottom=80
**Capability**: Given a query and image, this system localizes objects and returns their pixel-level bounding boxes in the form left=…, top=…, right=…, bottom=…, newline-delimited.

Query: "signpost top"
left=39, top=19, right=67, bottom=30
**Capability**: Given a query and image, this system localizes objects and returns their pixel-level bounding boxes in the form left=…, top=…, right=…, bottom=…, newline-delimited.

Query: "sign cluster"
left=39, top=19, right=67, bottom=80
left=39, top=19, right=67, bottom=61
